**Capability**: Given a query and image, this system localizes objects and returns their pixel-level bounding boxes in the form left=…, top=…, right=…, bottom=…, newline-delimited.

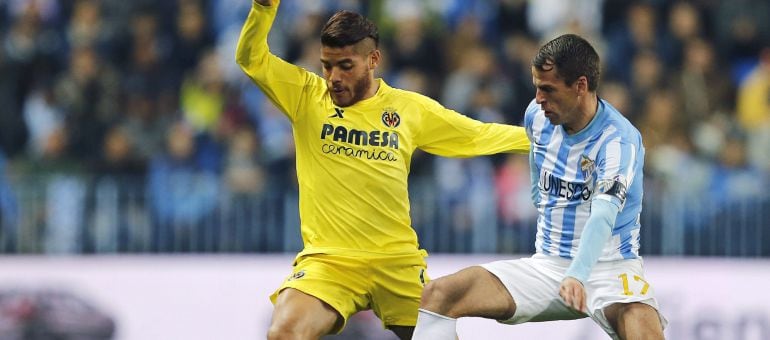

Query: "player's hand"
left=254, top=0, right=273, bottom=6
left=559, top=277, right=587, bottom=313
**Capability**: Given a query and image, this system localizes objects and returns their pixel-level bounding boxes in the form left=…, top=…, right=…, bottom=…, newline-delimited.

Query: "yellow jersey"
left=236, top=0, right=530, bottom=257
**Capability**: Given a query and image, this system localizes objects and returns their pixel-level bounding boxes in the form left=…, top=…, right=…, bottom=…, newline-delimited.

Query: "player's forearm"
left=420, top=118, right=530, bottom=157
left=235, top=0, right=279, bottom=81
left=470, top=123, right=530, bottom=155
left=564, top=198, right=618, bottom=283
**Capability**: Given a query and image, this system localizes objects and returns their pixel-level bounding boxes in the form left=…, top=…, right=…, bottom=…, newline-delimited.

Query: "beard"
left=330, top=73, right=372, bottom=107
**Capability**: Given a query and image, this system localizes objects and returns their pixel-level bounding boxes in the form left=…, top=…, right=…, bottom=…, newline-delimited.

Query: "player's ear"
left=369, top=49, right=381, bottom=70
left=576, top=76, right=588, bottom=95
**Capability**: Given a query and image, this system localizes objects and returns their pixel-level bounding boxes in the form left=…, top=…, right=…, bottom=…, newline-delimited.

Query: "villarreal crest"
left=381, top=108, right=401, bottom=128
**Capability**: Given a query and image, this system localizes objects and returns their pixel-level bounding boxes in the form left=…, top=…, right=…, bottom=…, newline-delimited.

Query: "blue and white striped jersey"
left=524, top=98, right=644, bottom=261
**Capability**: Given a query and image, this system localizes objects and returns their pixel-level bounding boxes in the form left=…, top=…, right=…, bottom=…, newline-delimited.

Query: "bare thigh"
left=421, top=266, right=516, bottom=320
left=268, top=288, right=342, bottom=339
left=604, top=302, right=664, bottom=340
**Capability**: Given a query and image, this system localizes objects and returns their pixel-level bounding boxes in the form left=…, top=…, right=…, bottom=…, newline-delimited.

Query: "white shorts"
left=480, top=254, right=667, bottom=339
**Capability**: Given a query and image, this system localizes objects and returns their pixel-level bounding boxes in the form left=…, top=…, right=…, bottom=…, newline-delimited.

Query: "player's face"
left=321, top=44, right=377, bottom=107
left=531, top=65, right=582, bottom=128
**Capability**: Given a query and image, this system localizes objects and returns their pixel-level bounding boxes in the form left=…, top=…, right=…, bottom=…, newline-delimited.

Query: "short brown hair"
left=320, top=10, right=379, bottom=48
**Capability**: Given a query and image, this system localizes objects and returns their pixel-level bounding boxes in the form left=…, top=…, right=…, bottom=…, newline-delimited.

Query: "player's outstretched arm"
left=415, top=100, right=530, bottom=157
left=235, top=0, right=278, bottom=82
left=236, top=0, right=317, bottom=122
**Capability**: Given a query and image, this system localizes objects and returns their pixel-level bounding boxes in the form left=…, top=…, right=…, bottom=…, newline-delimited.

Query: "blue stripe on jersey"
left=558, top=205, right=577, bottom=258
left=529, top=150, right=540, bottom=205
left=540, top=210, right=554, bottom=255
left=619, top=228, right=634, bottom=259
left=527, top=102, right=556, bottom=255
left=548, top=132, right=572, bottom=256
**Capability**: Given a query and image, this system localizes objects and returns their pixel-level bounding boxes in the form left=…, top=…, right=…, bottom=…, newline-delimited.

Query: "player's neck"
left=564, top=94, right=599, bottom=135
left=363, top=77, right=380, bottom=101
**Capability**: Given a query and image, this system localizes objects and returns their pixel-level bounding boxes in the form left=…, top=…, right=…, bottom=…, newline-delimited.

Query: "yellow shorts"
left=270, top=251, right=429, bottom=331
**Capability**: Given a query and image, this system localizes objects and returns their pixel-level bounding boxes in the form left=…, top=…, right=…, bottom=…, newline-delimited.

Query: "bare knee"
left=266, top=322, right=293, bottom=340
left=420, top=278, right=457, bottom=315
left=267, top=316, right=335, bottom=340
left=606, top=302, right=664, bottom=340
left=268, top=289, right=340, bottom=340
left=267, top=317, right=306, bottom=340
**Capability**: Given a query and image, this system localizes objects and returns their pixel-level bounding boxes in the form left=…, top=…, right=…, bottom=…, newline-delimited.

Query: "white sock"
left=412, top=308, right=457, bottom=340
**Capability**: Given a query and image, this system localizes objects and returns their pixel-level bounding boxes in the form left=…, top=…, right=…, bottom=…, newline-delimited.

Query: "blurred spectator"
left=499, top=33, right=538, bottom=123
left=180, top=50, right=226, bottom=134
left=223, top=127, right=264, bottom=196
left=222, top=126, right=266, bottom=251
left=628, top=49, right=664, bottom=114
left=714, top=0, right=770, bottom=81
left=708, top=130, right=765, bottom=207
left=90, top=125, right=147, bottom=252
left=54, top=45, right=119, bottom=162
left=123, top=90, right=173, bottom=167
left=66, top=0, right=113, bottom=52
left=496, top=0, right=528, bottom=36
left=670, top=38, right=734, bottom=122
left=14, top=116, right=85, bottom=253
left=599, top=81, right=632, bottom=119
left=442, top=45, right=509, bottom=114
left=659, top=1, right=704, bottom=68
left=636, top=89, right=684, bottom=156
left=527, top=0, right=603, bottom=40
left=0, top=2, right=55, bottom=157
left=118, top=9, right=176, bottom=114
left=0, top=151, right=18, bottom=252
left=169, top=0, right=215, bottom=87
left=736, top=45, right=770, bottom=131
left=604, top=2, right=661, bottom=84
left=495, top=154, right=536, bottom=253
left=382, top=16, right=444, bottom=98
left=22, top=84, right=64, bottom=159
left=444, top=14, right=485, bottom=72
left=148, top=120, right=220, bottom=252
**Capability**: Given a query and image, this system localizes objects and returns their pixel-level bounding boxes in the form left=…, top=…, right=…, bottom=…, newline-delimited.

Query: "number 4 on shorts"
left=618, top=273, right=650, bottom=296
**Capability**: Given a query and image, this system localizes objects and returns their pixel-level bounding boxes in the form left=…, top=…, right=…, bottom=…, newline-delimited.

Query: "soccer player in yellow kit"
left=236, top=1, right=530, bottom=339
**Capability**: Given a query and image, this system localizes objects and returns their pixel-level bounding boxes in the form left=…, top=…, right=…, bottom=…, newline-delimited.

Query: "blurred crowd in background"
left=0, top=0, right=769, bottom=255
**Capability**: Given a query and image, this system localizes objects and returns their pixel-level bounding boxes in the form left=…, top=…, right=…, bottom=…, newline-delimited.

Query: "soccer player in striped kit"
left=413, top=34, right=667, bottom=340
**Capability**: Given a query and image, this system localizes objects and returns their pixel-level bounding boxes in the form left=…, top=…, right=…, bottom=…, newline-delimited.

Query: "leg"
left=421, top=266, right=516, bottom=319
left=603, top=302, right=664, bottom=340
left=267, top=288, right=342, bottom=340
left=413, top=266, right=516, bottom=340
left=388, top=326, right=414, bottom=340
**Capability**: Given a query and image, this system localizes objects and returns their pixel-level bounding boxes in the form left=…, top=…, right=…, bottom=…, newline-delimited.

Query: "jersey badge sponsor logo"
left=580, top=154, right=595, bottom=177
left=287, top=270, right=305, bottom=281
left=539, top=170, right=592, bottom=201
left=381, top=108, right=401, bottom=128
left=329, top=107, right=344, bottom=118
